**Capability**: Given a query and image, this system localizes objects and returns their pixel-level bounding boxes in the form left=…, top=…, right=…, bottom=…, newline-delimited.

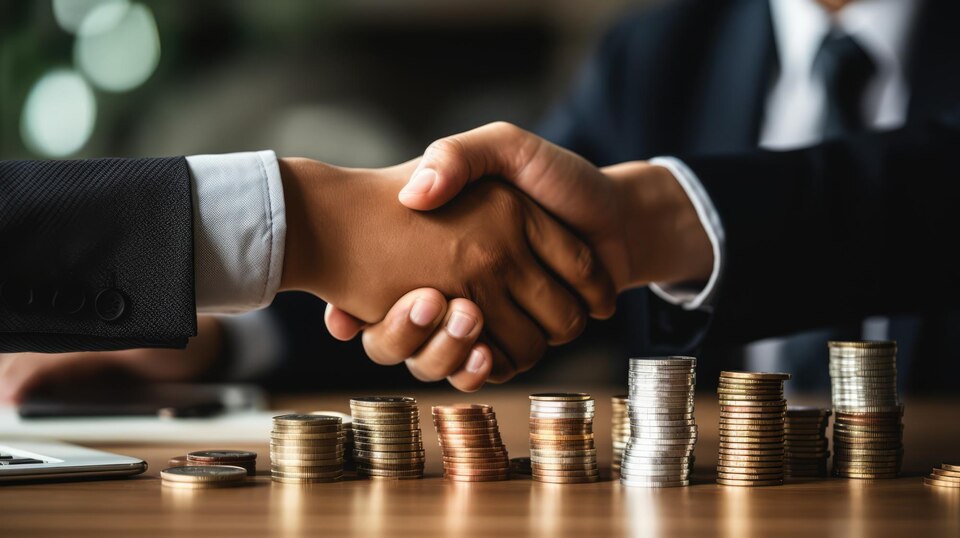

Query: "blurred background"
left=1, top=0, right=657, bottom=391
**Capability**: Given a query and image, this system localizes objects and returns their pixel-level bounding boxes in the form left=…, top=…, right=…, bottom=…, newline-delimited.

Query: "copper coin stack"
left=923, top=463, right=960, bottom=489
left=432, top=404, right=510, bottom=482
left=828, top=341, right=904, bottom=479
left=717, top=371, right=791, bottom=487
left=784, top=407, right=831, bottom=477
left=311, top=410, right=354, bottom=470
left=270, top=414, right=344, bottom=483
left=351, top=396, right=425, bottom=479
left=611, top=395, right=629, bottom=476
left=528, top=393, right=599, bottom=483
left=620, top=357, right=697, bottom=488
left=187, top=450, right=257, bottom=476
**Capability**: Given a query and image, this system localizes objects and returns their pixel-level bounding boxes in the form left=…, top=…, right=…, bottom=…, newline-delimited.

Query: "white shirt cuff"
left=647, top=156, right=725, bottom=311
left=187, top=151, right=286, bottom=313
left=216, top=310, right=284, bottom=380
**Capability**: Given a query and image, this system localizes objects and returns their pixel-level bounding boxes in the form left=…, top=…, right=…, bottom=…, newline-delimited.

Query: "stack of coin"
left=187, top=450, right=257, bottom=476
left=270, top=414, right=344, bottom=483
left=529, top=393, right=599, bottom=483
left=161, top=465, right=247, bottom=489
left=620, top=357, right=697, bottom=488
left=828, top=341, right=904, bottom=479
left=351, top=396, right=425, bottom=479
left=510, top=457, right=532, bottom=476
left=717, top=371, right=790, bottom=487
left=924, top=464, right=960, bottom=489
left=783, top=407, right=831, bottom=477
left=432, top=404, right=510, bottom=482
left=611, top=394, right=630, bottom=476
left=311, top=410, right=354, bottom=470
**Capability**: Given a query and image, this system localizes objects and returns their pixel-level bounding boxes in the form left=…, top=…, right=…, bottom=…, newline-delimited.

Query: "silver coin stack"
left=311, top=410, right=354, bottom=470
left=620, top=356, right=697, bottom=487
left=828, top=341, right=904, bottom=479
left=270, top=414, right=344, bottom=483
left=611, top=395, right=629, bottom=475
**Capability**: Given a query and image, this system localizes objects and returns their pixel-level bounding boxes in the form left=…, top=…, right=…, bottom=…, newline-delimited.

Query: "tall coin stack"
left=432, top=404, right=510, bottom=482
left=350, top=396, right=425, bottom=479
left=528, top=393, right=599, bottom=483
left=620, top=357, right=698, bottom=488
left=270, top=414, right=344, bottom=483
left=717, top=371, right=791, bottom=487
left=828, top=341, right=904, bottom=479
left=784, top=407, right=831, bottom=477
left=611, top=395, right=629, bottom=476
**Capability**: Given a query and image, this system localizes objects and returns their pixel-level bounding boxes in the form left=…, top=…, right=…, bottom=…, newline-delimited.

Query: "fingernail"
left=446, top=311, right=477, bottom=339
left=466, top=348, right=486, bottom=373
left=409, top=298, right=441, bottom=327
left=400, top=168, right=437, bottom=196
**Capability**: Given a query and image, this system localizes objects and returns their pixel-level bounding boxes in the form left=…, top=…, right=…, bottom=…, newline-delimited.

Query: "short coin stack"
left=784, top=407, right=831, bottom=477
left=270, top=414, right=344, bottom=483
left=529, top=393, right=599, bottom=483
left=717, top=371, right=790, bottom=487
left=611, top=395, right=629, bottom=476
left=160, top=465, right=247, bottom=489
left=187, top=450, right=257, bottom=476
left=432, top=404, right=510, bottom=482
left=924, top=464, right=960, bottom=489
left=311, top=410, right=354, bottom=470
left=828, top=341, right=904, bottom=479
left=351, top=396, right=425, bottom=479
left=620, top=357, right=697, bottom=488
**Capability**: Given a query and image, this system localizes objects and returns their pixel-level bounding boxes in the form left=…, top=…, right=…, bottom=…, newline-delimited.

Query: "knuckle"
left=574, top=244, right=598, bottom=283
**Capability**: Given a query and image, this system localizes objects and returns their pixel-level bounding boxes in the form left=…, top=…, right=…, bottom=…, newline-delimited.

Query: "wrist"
left=605, top=161, right=713, bottom=288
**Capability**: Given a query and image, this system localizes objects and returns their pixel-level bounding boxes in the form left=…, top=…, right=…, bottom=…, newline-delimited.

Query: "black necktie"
left=813, top=32, right=877, bottom=138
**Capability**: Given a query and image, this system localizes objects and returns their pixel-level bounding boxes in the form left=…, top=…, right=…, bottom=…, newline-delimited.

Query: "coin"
left=161, top=465, right=247, bottom=487
left=168, top=455, right=189, bottom=467
left=530, top=392, right=598, bottom=483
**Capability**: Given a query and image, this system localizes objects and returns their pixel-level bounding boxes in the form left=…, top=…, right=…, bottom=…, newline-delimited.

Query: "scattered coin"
left=187, top=449, right=257, bottom=476
left=160, top=465, right=247, bottom=489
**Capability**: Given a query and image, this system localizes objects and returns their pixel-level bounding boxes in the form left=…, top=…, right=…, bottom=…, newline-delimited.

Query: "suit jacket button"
left=95, top=288, right=127, bottom=322
left=53, top=287, right=86, bottom=315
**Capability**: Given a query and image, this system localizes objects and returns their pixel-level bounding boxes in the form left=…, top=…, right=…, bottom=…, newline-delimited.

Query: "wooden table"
left=2, top=385, right=959, bottom=537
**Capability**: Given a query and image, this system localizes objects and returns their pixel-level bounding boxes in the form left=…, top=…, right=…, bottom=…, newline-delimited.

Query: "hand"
left=277, top=157, right=616, bottom=383
left=326, top=122, right=713, bottom=390
left=0, top=316, right=224, bottom=404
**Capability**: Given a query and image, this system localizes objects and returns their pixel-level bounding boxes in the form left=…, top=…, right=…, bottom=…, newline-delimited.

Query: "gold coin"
left=924, top=476, right=960, bottom=488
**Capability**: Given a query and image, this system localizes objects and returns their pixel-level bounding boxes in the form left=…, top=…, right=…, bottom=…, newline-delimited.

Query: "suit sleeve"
left=677, top=110, right=960, bottom=346
left=0, top=157, right=196, bottom=352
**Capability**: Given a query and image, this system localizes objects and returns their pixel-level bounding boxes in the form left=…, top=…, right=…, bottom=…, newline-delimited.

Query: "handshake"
left=281, top=122, right=714, bottom=391
left=0, top=122, right=714, bottom=401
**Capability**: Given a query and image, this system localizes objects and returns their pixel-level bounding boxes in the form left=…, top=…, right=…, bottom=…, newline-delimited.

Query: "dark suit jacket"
left=0, top=158, right=196, bottom=352
left=540, top=0, right=960, bottom=386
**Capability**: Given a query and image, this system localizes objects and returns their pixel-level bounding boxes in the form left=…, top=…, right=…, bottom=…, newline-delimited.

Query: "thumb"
left=324, top=303, right=368, bottom=341
left=398, top=122, right=541, bottom=211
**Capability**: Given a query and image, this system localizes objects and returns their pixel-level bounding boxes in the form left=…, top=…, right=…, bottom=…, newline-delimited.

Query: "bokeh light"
left=74, top=2, right=160, bottom=92
left=53, top=0, right=130, bottom=35
left=20, top=69, right=97, bottom=157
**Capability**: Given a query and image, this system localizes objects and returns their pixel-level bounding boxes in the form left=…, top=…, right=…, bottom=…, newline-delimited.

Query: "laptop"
left=0, top=440, right=146, bottom=483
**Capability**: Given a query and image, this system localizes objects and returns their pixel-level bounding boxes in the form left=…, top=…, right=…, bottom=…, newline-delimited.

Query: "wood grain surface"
left=1, top=385, right=958, bottom=537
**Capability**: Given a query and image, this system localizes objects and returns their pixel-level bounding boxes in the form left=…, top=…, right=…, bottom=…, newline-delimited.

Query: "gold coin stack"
left=351, top=396, right=425, bottom=479
left=717, top=371, right=791, bottom=487
left=784, top=407, right=831, bottom=477
left=310, top=410, right=354, bottom=470
left=432, top=404, right=510, bottom=482
left=160, top=465, right=247, bottom=489
left=828, top=341, right=904, bottom=479
left=528, top=393, right=599, bottom=483
left=186, top=450, right=257, bottom=476
left=611, top=395, right=629, bottom=476
left=924, top=463, right=960, bottom=489
left=270, top=414, right=344, bottom=483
